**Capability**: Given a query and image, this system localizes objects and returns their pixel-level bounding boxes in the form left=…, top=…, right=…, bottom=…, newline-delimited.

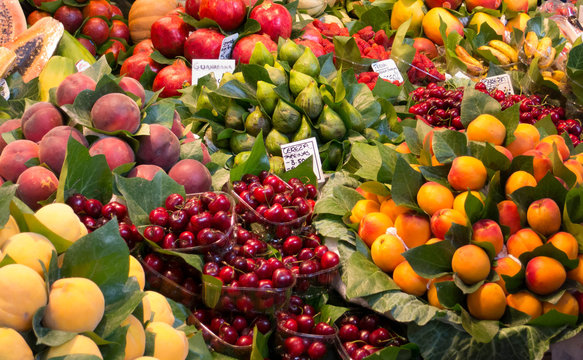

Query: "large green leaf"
left=460, top=86, right=502, bottom=127
left=404, top=241, right=455, bottom=279
left=95, top=278, right=144, bottom=338
left=391, top=157, right=424, bottom=211
left=433, top=129, right=470, bottom=164
left=115, top=172, right=185, bottom=226
left=0, top=183, right=17, bottom=227
left=56, top=137, right=113, bottom=204
left=229, top=130, right=270, bottom=181
left=60, top=219, right=130, bottom=304
left=343, top=251, right=400, bottom=299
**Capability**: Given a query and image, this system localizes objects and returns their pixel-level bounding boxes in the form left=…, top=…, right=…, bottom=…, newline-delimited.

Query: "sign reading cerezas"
left=481, top=74, right=514, bottom=95
left=191, top=59, right=236, bottom=85
left=280, top=137, right=325, bottom=183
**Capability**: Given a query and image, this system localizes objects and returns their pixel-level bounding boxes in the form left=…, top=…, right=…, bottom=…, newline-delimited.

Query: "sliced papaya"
left=0, top=0, right=27, bottom=46
left=0, top=47, right=16, bottom=79
left=6, top=17, right=64, bottom=83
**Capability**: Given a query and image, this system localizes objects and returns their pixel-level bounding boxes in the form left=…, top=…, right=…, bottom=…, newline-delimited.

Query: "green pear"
left=265, top=129, right=289, bottom=156
left=264, top=63, right=288, bottom=86
left=317, top=105, right=346, bottom=142
left=249, top=41, right=274, bottom=67
left=279, top=39, right=304, bottom=66
left=289, top=70, right=315, bottom=97
left=292, top=116, right=313, bottom=142
left=257, top=81, right=278, bottom=115
left=230, top=132, right=256, bottom=154
left=269, top=156, right=285, bottom=176
left=292, top=47, right=320, bottom=78
left=234, top=151, right=251, bottom=166
left=337, top=99, right=365, bottom=133
left=272, top=100, right=301, bottom=134
left=224, top=102, right=248, bottom=130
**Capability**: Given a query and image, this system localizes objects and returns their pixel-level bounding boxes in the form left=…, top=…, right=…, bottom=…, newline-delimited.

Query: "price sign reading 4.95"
left=280, top=138, right=324, bottom=183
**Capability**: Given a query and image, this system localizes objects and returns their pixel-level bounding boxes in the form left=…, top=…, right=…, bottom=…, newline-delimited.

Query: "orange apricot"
left=451, top=244, right=491, bottom=284
left=447, top=156, right=488, bottom=191
left=467, top=282, right=507, bottom=320
left=472, top=219, right=504, bottom=255
left=493, top=256, right=522, bottom=294
left=526, top=198, right=561, bottom=236
left=430, top=208, right=467, bottom=239
left=525, top=256, right=566, bottom=295
left=358, top=212, right=394, bottom=247
left=416, top=181, right=454, bottom=216
left=505, top=170, right=537, bottom=196
left=467, top=114, right=506, bottom=145
left=507, top=229, right=543, bottom=258
left=394, top=212, right=431, bottom=248
left=393, top=260, right=429, bottom=296
left=370, top=233, right=406, bottom=272
left=507, top=291, right=543, bottom=319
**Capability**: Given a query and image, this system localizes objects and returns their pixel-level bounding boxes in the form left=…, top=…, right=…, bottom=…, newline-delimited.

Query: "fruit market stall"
left=1, top=0, right=583, bottom=359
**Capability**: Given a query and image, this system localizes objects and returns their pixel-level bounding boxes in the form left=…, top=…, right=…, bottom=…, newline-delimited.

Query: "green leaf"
left=142, top=100, right=175, bottom=128
left=333, top=36, right=374, bottom=73
left=95, top=278, right=144, bottom=338
left=33, top=306, right=77, bottom=346
left=435, top=280, right=464, bottom=309
left=202, top=274, right=223, bottom=309
left=391, top=157, right=424, bottom=211
left=313, top=216, right=357, bottom=243
left=433, top=129, right=470, bottom=164
left=0, top=183, right=17, bottom=227
left=185, top=331, right=213, bottom=360
left=509, top=173, right=568, bottom=215
left=180, top=139, right=205, bottom=162
left=358, top=181, right=390, bottom=196
left=98, top=325, right=128, bottom=360
left=153, top=248, right=204, bottom=272
left=344, top=142, right=382, bottom=181
left=61, top=219, right=130, bottom=304
left=115, top=172, right=185, bottom=226
left=314, top=185, right=363, bottom=217
left=460, top=308, right=499, bottom=343
left=404, top=241, right=455, bottom=279
left=527, top=309, right=578, bottom=327
left=344, top=251, right=400, bottom=299
left=250, top=327, right=270, bottom=360
left=12, top=208, right=74, bottom=253
left=229, top=130, right=270, bottom=182
left=279, top=156, right=317, bottom=186
left=460, top=86, right=502, bottom=127
left=56, top=137, right=113, bottom=204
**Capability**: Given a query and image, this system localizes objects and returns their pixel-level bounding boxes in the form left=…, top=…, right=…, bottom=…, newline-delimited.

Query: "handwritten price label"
left=280, top=137, right=324, bottom=182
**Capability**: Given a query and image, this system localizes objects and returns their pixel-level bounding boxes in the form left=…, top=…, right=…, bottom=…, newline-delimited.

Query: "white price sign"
left=371, top=59, right=404, bottom=83
left=219, top=33, right=239, bottom=60
left=75, top=60, right=91, bottom=72
left=481, top=74, right=514, bottom=95
left=0, top=79, right=9, bottom=100
left=280, top=137, right=324, bottom=183
left=191, top=59, right=236, bottom=86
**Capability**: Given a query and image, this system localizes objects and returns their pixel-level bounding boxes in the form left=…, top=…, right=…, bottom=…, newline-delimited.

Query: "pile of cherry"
left=408, top=82, right=582, bottom=146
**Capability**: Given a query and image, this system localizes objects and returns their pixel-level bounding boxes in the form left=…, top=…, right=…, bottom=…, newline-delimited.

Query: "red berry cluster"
left=337, top=313, right=406, bottom=360
left=408, top=83, right=581, bottom=145
left=232, top=171, right=317, bottom=239
left=277, top=297, right=336, bottom=359
left=356, top=72, right=403, bottom=90
left=311, top=19, right=349, bottom=38
left=407, top=51, right=446, bottom=85
left=281, top=236, right=340, bottom=293
left=143, top=192, right=233, bottom=250
left=352, top=26, right=391, bottom=60
left=66, top=194, right=142, bottom=247
left=189, top=309, right=272, bottom=347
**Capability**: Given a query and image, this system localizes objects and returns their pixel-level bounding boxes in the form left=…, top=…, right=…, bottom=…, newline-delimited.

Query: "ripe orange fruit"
left=543, top=292, right=579, bottom=316
left=452, top=191, right=484, bottom=217
left=505, top=171, right=537, bottom=196
left=506, top=229, right=543, bottom=258
left=567, top=254, right=583, bottom=285
left=393, top=260, right=429, bottom=296
left=506, top=291, right=542, bottom=319
left=349, top=199, right=380, bottom=224
left=447, top=156, right=487, bottom=191
left=467, top=282, right=507, bottom=320
left=394, top=212, right=431, bottom=248
left=451, top=244, right=491, bottom=284
left=466, top=114, right=506, bottom=145
left=427, top=275, right=453, bottom=309
left=417, top=181, right=454, bottom=216
left=358, top=212, right=393, bottom=247
left=493, top=256, right=522, bottom=294
left=430, top=208, right=467, bottom=239
left=370, top=234, right=406, bottom=272
left=472, top=219, right=504, bottom=255
left=525, top=256, right=566, bottom=295
left=547, top=232, right=579, bottom=260
left=526, top=198, right=561, bottom=236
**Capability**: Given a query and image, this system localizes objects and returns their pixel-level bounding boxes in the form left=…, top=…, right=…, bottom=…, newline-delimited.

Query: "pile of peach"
left=350, top=113, right=583, bottom=322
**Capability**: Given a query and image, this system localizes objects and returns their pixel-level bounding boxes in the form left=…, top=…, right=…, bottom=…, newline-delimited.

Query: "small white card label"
left=371, top=59, right=404, bottom=83
left=481, top=74, right=514, bottom=95
left=219, top=33, right=239, bottom=60
left=75, top=60, right=91, bottom=72
left=0, top=79, right=9, bottom=100
left=280, top=137, right=324, bottom=183
left=579, top=6, right=583, bottom=26
left=191, top=59, right=236, bottom=85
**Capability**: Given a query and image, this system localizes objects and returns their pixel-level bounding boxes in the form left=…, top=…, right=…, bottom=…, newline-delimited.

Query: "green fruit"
left=208, top=126, right=229, bottom=149
left=257, top=81, right=278, bottom=115
left=317, top=105, right=346, bottom=142
left=265, top=129, right=289, bottom=156
left=224, top=102, right=248, bottom=130
left=249, top=41, right=274, bottom=66
left=295, top=81, right=323, bottom=120
left=289, top=70, right=315, bottom=97
left=292, top=116, right=313, bottom=142
left=319, top=84, right=334, bottom=105
left=196, top=87, right=213, bottom=112
left=230, top=132, right=256, bottom=154
left=364, top=128, right=380, bottom=141
left=219, top=72, right=236, bottom=87
left=265, top=63, right=287, bottom=86
left=269, top=156, right=285, bottom=176
left=234, top=151, right=251, bottom=166
left=272, top=100, right=301, bottom=134
left=337, top=99, right=365, bottom=133
left=279, top=40, right=304, bottom=66
left=326, top=142, right=343, bottom=170
left=292, top=47, right=320, bottom=78
left=245, top=107, right=271, bottom=137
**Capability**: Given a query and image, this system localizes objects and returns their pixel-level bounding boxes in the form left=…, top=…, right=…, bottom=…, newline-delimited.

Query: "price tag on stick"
left=219, top=33, right=239, bottom=60
left=280, top=137, right=324, bottom=183
left=191, top=59, right=236, bottom=86
left=371, top=59, right=404, bottom=82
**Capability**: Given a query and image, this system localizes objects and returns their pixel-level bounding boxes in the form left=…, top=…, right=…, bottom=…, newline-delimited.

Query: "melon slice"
left=0, top=0, right=27, bottom=46
left=0, top=47, right=16, bottom=79
left=6, top=17, right=64, bottom=83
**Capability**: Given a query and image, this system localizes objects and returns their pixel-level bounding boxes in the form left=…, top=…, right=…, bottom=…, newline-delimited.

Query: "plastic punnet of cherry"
left=142, top=191, right=236, bottom=255
left=228, top=171, right=317, bottom=242
left=188, top=308, right=273, bottom=358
